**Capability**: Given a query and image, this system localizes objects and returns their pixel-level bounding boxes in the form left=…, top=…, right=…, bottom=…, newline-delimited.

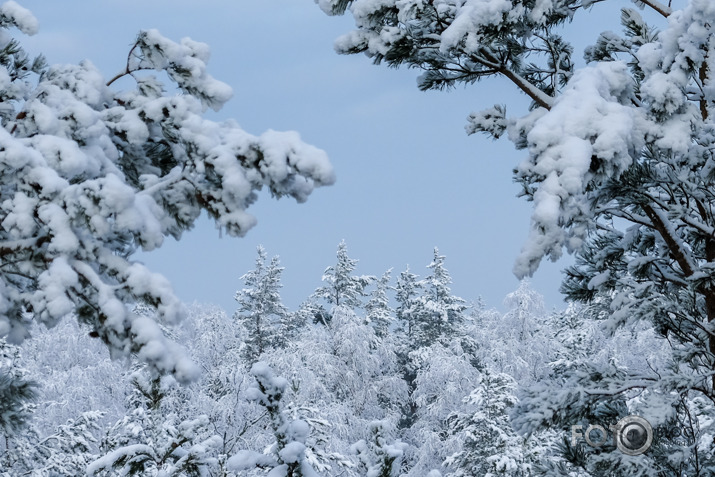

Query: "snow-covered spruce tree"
left=88, top=372, right=221, bottom=476
left=317, top=0, right=715, bottom=471
left=267, top=305, right=407, bottom=475
left=365, top=269, right=393, bottom=337
left=413, top=248, right=466, bottom=347
left=0, top=1, right=334, bottom=386
left=392, top=266, right=424, bottom=432
left=394, top=251, right=465, bottom=351
left=314, top=241, right=374, bottom=313
left=394, top=266, right=422, bottom=345
left=445, top=371, right=539, bottom=477
left=234, top=246, right=289, bottom=364
left=393, top=251, right=467, bottom=436
left=0, top=410, right=103, bottom=476
left=228, top=362, right=318, bottom=477
left=0, top=338, right=35, bottom=437
left=351, top=420, right=407, bottom=477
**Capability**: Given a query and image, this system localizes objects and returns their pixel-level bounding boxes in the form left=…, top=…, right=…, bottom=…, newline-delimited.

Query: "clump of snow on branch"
left=228, top=362, right=319, bottom=476
left=512, top=61, right=643, bottom=277
left=0, top=4, right=334, bottom=383
left=0, top=1, right=37, bottom=35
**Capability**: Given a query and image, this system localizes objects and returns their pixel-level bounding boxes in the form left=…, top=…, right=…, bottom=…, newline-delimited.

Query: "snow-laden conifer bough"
left=0, top=1, right=334, bottom=382
left=316, top=0, right=715, bottom=473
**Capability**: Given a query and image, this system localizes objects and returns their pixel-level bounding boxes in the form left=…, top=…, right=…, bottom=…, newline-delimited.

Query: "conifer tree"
left=351, top=420, right=407, bottom=477
left=316, top=0, right=715, bottom=471
left=365, top=269, right=393, bottom=337
left=88, top=372, right=221, bottom=476
left=1, top=411, right=103, bottom=476
left=0, top=1, right=334, bottom=400
left=0, top=339, right=36, bottom=436
left=394, top=266, right=422, bottom=344
left=414, top=248, right=466, bottom=347
left=315, top=241, right=374, bottom=311
left=392, top=266, right=423, bottom=431
left=445, top=372, right=538, bottom=477
left=287, top=301, right=321, bottom=335
left=228, top=362, right=319, bottom=477
left=234, top=246, right=289, bottom=364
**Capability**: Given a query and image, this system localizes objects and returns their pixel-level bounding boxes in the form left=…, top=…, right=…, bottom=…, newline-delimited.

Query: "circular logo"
left=614, top=415, right=653, bottom=456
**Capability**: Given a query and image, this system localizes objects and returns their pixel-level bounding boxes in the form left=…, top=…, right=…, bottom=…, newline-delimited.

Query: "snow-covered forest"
left=4, top=0, right=715, bottom=475
left=2, top=242, right=674, bottom=476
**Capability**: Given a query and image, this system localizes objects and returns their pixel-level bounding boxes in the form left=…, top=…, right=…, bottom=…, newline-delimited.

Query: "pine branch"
left=641, top=204, right=695, bottom=277
left=477, top=48, right=554, bottom=110
left=106, top=42, right=150, bottom=86
left=638, top=0, right=673, bottom=18
left=501, top=66, right=554, bottom=110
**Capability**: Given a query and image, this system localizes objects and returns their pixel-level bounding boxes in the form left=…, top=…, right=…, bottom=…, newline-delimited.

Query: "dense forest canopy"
left=3, top=242, right=669, bottom=476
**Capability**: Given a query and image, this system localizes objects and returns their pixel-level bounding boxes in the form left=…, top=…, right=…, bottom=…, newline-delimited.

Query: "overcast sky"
left=18, top=0, right=640, bottom=314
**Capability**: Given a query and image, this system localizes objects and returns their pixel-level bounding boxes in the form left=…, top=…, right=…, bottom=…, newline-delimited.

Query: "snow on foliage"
left=446, top=371, right=538, bottom=477
left=315, top=240, right=374, bottom=310
left=415, top=248, right=466, bottom=345
left=315, top=0, right=715, bottom=472
left=1, top=410, right=104, bottom=476
left=234, top=246, right=288, bottom=364
left=511, top=60, right=643, bottom=276
left=365, top=269, right=393, bottom=337
left=266, top=304, right=407, bottom=474
left=0, top=3, right=334, bottom=385
left=351, top=420, right=407, bottom=477
left=0, top=338, right=36, bottom=435
left=3, top=244, right=683, bottom=475
left=229, top=362, right=319, bottom=477
left=10, top=0, right=715, bottom=473
left=0, top=2, right=37, bottom=35
left=87, top=372, right=221, bottom=476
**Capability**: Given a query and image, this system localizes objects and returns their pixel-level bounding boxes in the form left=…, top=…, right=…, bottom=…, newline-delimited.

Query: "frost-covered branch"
left=641, top=204, right=696, bottom=277
left=638, top=0, right=673, bottom=18
left=228, top=362, right=318, bottom=477
left=0, top=6, right=334, bottom=388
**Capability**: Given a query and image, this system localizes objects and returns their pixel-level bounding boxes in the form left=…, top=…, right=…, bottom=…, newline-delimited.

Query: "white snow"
left=0, top=1, right=38, bottom=35
left=440, top=0, right=513, bottom=53
left=513, top=61, right=643, bottom=277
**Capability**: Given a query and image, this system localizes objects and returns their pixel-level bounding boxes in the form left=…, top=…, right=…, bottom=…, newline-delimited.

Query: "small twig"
left=106, top=42, right=148, bottom=87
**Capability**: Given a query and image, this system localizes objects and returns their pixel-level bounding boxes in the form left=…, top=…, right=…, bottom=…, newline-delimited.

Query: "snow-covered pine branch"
left=0, top=3, right=334, bottom=389
left=316, top=0, right=715, bottom=472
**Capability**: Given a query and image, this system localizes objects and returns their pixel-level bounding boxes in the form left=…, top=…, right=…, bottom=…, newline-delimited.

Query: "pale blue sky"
left=19, top=1, right=638, bottom=313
